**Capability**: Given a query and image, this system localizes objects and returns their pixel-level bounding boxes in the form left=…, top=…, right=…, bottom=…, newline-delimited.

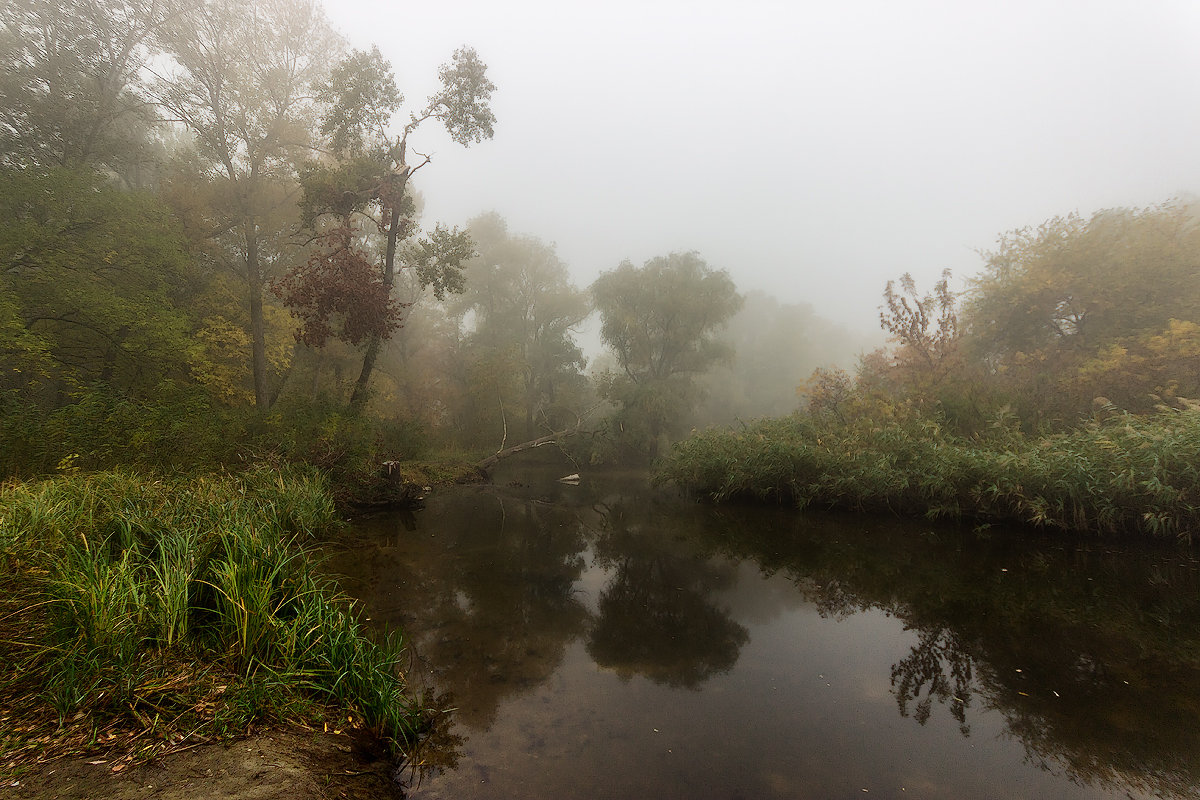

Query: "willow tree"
left=278, top=45, right=497, bottom=412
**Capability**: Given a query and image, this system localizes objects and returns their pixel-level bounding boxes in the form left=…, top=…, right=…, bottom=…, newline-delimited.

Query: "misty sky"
left=325, top=0, right=1200, bottom=335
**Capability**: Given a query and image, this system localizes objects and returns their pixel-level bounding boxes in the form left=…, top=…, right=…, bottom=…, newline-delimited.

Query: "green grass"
left=655, top=409, right=1200, bottom=541
left=0, top=467, right=422, bottom=770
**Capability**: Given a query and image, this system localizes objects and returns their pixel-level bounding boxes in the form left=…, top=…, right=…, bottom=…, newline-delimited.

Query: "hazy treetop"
left=288, top=1, right=1200, bottom=332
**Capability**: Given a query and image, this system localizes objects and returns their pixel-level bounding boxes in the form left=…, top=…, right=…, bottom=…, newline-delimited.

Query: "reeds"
left=656, top=409, right=1200, bottom=541
left=0, top=467, right=421, bottom=764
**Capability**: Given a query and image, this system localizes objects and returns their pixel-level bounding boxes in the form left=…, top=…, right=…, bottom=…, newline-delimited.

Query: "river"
left=326, top=456, right=1200, bottom=799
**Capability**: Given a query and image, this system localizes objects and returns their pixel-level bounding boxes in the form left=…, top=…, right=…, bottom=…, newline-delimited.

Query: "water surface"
left=328, top=459, right=1200, bottom=799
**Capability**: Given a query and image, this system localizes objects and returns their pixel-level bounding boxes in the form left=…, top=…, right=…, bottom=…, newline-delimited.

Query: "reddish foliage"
left=273, top=223, right=406, bottom=348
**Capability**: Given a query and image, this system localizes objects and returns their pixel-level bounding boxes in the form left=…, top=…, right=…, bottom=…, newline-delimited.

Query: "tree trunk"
left=348, top=335, right=381, bottom=413
left=348, top=185, right=406, bottom=412
left=246, top=226, right=270, bottom=410
left=476, top=427, right=579, bottom=472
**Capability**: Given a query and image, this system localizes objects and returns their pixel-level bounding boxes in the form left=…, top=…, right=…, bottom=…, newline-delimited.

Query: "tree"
left=280, top=45, right=497, bottom=412
left=154, top=0, right=342, bottom=409
left=0, top=0, right=169, bottom=180
left=962, top=202, right=1200, bottom=424
left=454, top=213, right=589, bottom=442
left=592, top=252, right=742, bottom=455
left=0, top=168, right=195, bottom=398
left=697, top=291, right=870, bottom=424
left=876, top=269, right=980, bottom=420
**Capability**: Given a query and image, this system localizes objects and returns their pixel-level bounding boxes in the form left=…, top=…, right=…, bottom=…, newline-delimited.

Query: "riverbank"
left=6, top=725, right=404, bottom=800
left=655, top=409, right=1200, bottom=541
left=0, top=468, right=425, bottom=785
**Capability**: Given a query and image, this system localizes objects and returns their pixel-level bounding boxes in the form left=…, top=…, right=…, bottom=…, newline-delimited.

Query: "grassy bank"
left=0, top=467, right=422, bottom=773
left=0, top=388, right=487, bottom=507
left=656, top=409, right=1200, bottom=541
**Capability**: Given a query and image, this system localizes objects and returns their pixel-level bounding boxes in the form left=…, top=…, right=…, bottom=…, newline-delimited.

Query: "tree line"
left=808, top=201, right=1200, bottom=434
left=6, top=0, right=1195, bottom=483
left=3, top=0, right=821, bottom=475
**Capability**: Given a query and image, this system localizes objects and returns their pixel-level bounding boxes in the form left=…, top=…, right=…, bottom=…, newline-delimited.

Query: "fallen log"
left=476, top=427, right=579, bottom=472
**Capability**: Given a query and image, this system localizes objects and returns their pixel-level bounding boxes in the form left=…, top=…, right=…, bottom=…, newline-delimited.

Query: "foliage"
left=0, top=167, right=196, bottom=398
left=274, top=221, right=405, bottom=348
left=0, top=384, right=432, bottom=498
left=0, top=469, right=422, bottom=767
left=0, top=0, right=165, bottom=178
left=452, top=213, right=589, bottom=444
left=962, top=202, right=1200, bottom=426
left=657, top=408, right=1200, bottom=541
left=592, top=252, right=742, bottom=455
left=154, top=0, right=342, bottom=409
left=285, top=44, right=496, bottom=409
left=879, top=269, right=963, bottom=399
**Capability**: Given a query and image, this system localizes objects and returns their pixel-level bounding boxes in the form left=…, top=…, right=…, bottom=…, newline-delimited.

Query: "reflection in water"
left=587, top=556, right=748, bottom=688
left=335, top=490, right=592, bottom=730
left=890, top=626, right=973, bottom=734
left=708, top=513, right=1200, bottom=798
left=329, top=460, right=1200, bottom=799
left=584, top=496, right=748, bottom=687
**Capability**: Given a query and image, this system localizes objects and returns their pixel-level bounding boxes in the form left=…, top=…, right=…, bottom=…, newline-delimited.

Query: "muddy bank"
left=6, top=727, right=406, bottom=800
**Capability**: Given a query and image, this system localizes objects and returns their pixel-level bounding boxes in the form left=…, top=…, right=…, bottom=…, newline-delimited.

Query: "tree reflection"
left=889, top=626, right=973, bottom=735
left=696, top=510, right=1200, bottom=798
left=584, top=497, right=749, bottom=688
left=587, top=555, right=748, bottom=688
left=330, top=489, right=592, bottom=729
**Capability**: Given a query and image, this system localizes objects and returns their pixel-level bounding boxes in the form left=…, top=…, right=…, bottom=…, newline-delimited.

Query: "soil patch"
left=4, top=726, right=407, bottom=800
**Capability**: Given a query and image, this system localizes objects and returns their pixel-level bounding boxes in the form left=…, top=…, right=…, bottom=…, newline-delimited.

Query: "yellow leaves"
left=55, top=453, right=81, bottom=474
left=192, top=316, right=253, bottom=405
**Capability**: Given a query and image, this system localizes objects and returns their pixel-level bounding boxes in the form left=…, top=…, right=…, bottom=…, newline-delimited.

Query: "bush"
left=656, top=409, right=1200, bottom=541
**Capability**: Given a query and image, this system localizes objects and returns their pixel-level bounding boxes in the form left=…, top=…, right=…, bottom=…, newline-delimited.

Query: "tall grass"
left=0, top=467, right=422, bottom=761
left=656, top=409, right=1200, bottom=541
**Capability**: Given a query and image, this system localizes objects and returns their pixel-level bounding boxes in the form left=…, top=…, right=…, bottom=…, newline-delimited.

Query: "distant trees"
left=592, top=252, right=742, bottom=455
left=0, top=0, right=167, bottom=179
left=798, top=201, right=1200, bottom=435
left=453, top=213, right=589, bottom=443
left=697, top=291, right=871, bottom=424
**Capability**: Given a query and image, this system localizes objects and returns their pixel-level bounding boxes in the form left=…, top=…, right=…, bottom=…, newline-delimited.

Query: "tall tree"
left=281, top=45, right=496, bottom=411
left=154, top=0, right=341, bottom=409
left=454, top=213, right=589, bottom=442
left=592, top=252, right=742, bottom=455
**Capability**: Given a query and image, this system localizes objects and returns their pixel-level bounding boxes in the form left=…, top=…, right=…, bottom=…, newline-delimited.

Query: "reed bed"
left=0, top=467, right=420, bottom=770
left=656, top=409, right=1200, bottom=541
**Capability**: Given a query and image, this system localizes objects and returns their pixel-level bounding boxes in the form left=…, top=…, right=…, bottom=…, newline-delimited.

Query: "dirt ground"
left=2, top=727, right=409, bottom=800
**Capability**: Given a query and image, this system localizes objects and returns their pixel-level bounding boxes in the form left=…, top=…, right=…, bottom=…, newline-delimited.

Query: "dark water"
left=327, top=458, right=1200, bottom=800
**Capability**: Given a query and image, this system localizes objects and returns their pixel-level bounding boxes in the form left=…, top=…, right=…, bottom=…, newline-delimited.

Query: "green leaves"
left=0, top=167, right=195, bottom=396
left=317, top=47, right=402, bottom=157
left=429, top=46, right=497, bottom=146
left=592, top=252, right=742, bottom=454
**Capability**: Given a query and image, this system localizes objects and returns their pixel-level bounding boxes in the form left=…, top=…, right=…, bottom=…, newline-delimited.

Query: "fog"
left=326, top=0, right=1200, bottom=335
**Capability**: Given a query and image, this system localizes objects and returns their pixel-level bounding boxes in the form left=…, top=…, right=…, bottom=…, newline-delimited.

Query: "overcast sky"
left=324, top=0, right=1200, bottom=335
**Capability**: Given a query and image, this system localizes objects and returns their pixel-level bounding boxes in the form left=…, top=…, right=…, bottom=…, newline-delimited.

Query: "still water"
left=328, top=458, right=1200, bottom=800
